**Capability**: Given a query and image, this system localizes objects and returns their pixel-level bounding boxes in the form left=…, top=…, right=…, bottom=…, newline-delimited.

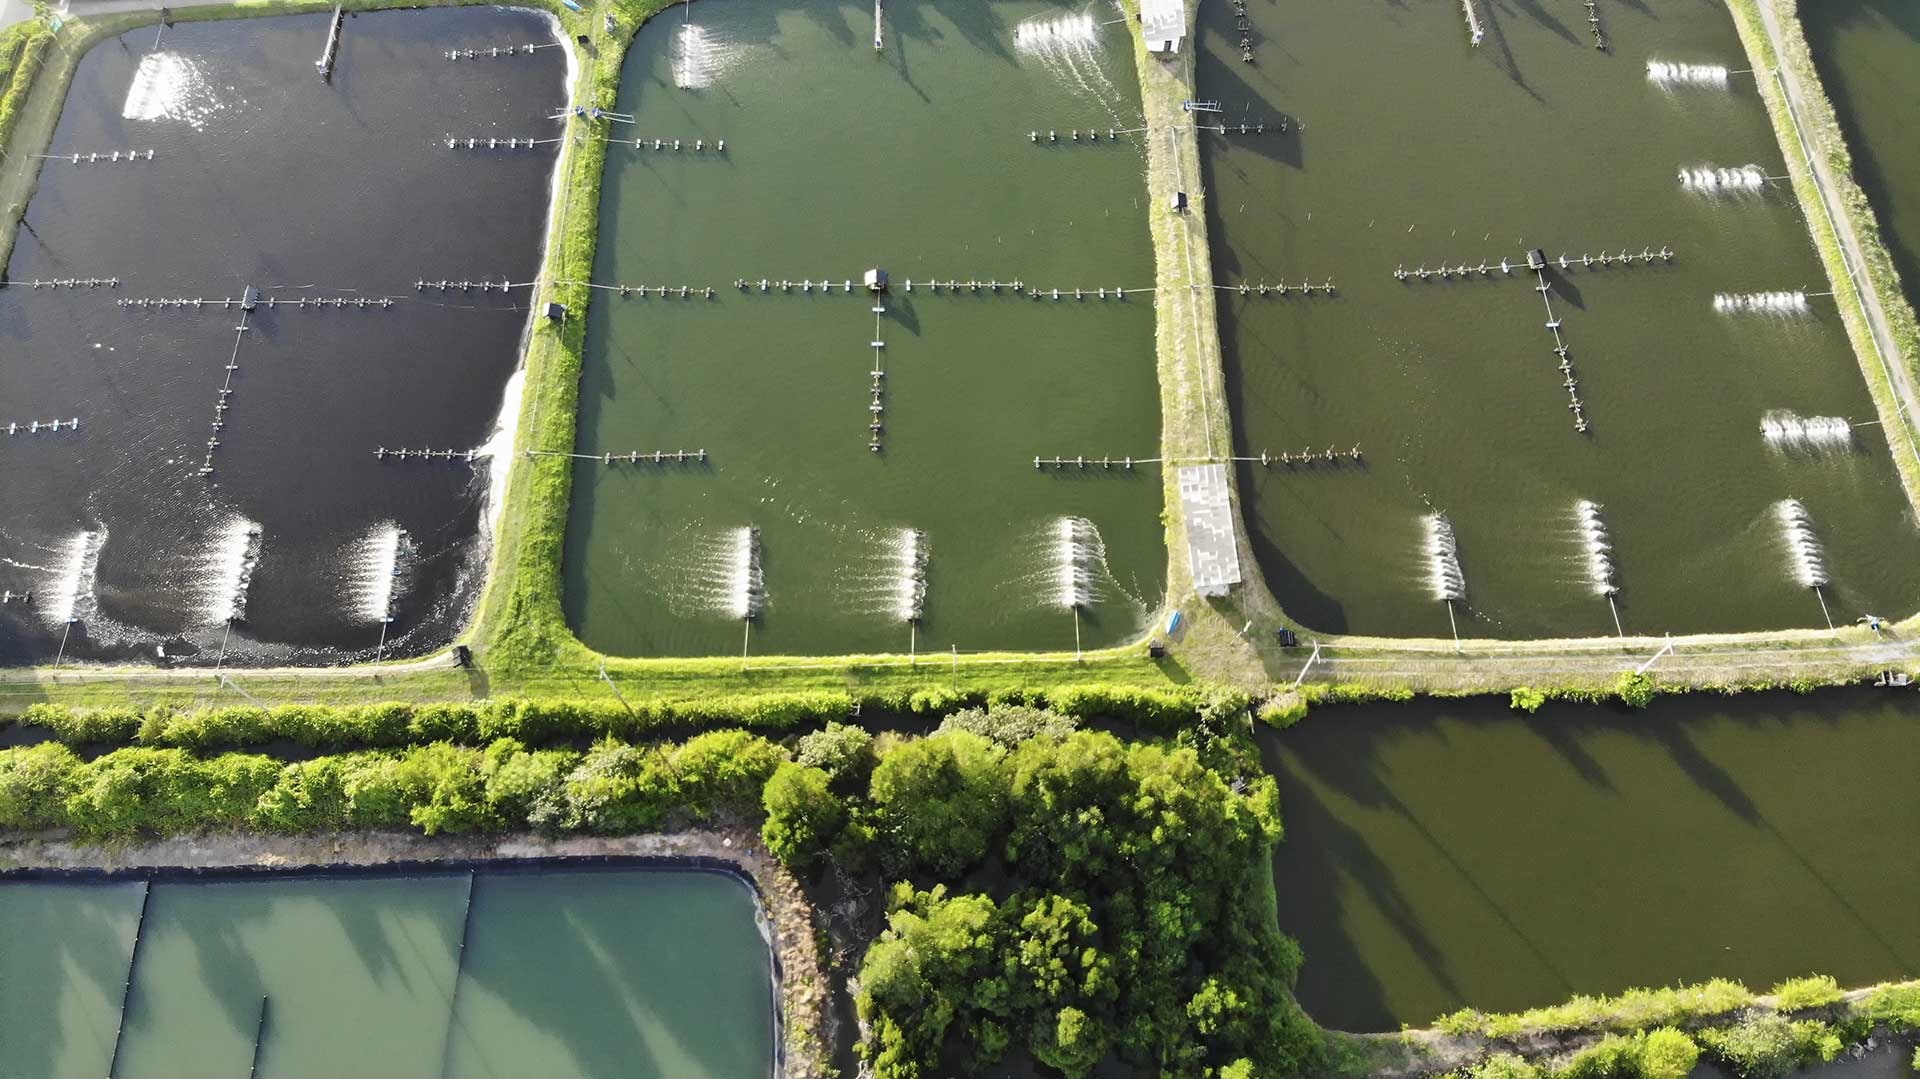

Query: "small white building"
left=1141, top=0, right=1185, bottom=55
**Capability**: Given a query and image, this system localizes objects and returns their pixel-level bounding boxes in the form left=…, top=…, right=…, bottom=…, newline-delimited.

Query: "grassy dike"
left=1724, top=0, right=1920, bottom=512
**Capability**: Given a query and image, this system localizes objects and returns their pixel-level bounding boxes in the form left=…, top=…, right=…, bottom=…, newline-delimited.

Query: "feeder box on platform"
left=544, top=301, right=567, bottom=321
left=864, top=268, right=889, bottom=293
left=1526, top=248, right=1548, bottom=271
left=1172, top=190, right=1188, bottom=213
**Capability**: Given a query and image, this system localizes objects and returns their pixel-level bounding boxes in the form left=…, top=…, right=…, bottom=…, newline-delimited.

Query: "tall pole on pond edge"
left=908, top=621, right=916, bottom=665
left=1072, top=607, right=1082, bottom=661
left=1814, top=585, right=1834, bottom=630
left=1607, top=593, right=1623, bottom=638
left=951, top=644, right=957, bottom=675
left=375, top=616, right=392, bottom=663
left=53, top=618, right=74, bottom=669
left=217, top=620, right=234, bottom=670
left=741, top=619, right=751, bottom=671
left=1444, top=599, right=1459, bottom=651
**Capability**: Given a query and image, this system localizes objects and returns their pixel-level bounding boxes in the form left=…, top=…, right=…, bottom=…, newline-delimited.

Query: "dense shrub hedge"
left=9, top=683, right=1219, bottom=752
left=0, top=730, right=785, bottom=840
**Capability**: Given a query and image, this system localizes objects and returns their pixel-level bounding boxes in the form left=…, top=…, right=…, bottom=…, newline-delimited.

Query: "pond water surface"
left=0, top=868, right=775, bottom=1079
left=0, top=8, right=562, bottom=665
left=564, top=0, right=1165, bottom=657
left=1198, top=0, right=1920, bottom=639
left=1262, top=687, right=1920, bottom=1032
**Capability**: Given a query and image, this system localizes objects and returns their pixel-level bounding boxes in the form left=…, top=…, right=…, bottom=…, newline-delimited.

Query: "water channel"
left=0, top=8, right=561, bottom=665
left=1197, top=0, right=1920, bottom=639
left=0, top=867, right=775, bottom=1079
left=563, top=0, right=1165, bottom=658
left=1261, top=687, right=1920, bottom=1032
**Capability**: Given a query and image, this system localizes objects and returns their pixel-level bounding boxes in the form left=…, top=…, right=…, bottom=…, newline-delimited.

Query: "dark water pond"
left=0, top=7, right=563, bottom=665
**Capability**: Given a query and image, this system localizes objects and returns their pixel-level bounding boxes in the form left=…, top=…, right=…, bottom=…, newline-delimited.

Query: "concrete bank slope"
left=1126, top=0, right=1287, bottom=684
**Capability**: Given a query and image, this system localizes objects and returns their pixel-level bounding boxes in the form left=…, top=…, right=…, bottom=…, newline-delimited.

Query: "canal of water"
left=1801, top=0, right=1920, bottom=330
left=1261, top=687, right=1920, bottom=1032
left=564, top=0, right=1165, bottom=658
left=0, top=8, right=561, bottom=665
left=1197, top=0, right=1920, bottom=639
left=0, top=867, right=775, bottom=1079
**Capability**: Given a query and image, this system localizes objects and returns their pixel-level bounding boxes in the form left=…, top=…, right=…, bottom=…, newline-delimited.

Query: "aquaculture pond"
left=1197, top=0, right=1920, bottom=639
left=1261, top=688, right=1920, bottom=1032
left=1802, top=0, right=1920, bottom=323
left=564, top=0, right=1165, bottom=658
left=0, top=868, right=776, bottom=1079
left=0, top=8, right=563, bottom=665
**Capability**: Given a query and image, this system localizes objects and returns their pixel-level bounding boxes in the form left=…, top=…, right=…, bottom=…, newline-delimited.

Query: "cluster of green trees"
left=0, top=730, right=784, bottom=839
left=10, top=683, right=1212, bottom=752
left=0, top=19, right=52, bottom=158
left=759, top=713, right=1320, bottom=1079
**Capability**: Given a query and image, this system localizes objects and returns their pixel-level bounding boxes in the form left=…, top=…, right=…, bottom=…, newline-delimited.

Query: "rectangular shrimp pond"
left=0, top=866, right=776, bottom=1079
left=1262, top=687, right=1920, bottom=1033
left=562, top=0, right=1166, bottom=658
left=1198, top=0, right=1920, bottom=639
left=0, top=8, right=562, bottom=666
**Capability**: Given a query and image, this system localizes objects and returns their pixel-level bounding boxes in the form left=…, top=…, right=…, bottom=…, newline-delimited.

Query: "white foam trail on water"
left=41, top=529, right=105, bottom=626
left=1421, top=513, right=1465, bottom=603
left=1647, top=60, right=1729, bottom=89
left=476, top=366, right=525, bottom=542
left=1054, top=516, right=1102, bottom=610
left=1679, top=164, right=1766, bottom=194
left=201, top=517, right=263, bottom=624
left=726, top=526, right=765, bottom=620
left=1013, top=11, right=1118, bottom=105
left=1713, top=290, right=1809, bottom=316
left=673, top=23, right=742, bottom=89
left=348, top=523, right=410, bottom=623
left=1761, top=410, right=1853, bottom=454
left=1774, top=499, right=1829, bottom=589
left=1573, top=500, right=1617, bottom=596
left=122, top=52, right=222, bottom=127
left=891, top=527, right=928, bottom=623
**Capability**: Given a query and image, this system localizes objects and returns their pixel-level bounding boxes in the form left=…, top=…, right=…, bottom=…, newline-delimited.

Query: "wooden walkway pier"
left=14, top=276, right=118, bottom=289
left=32, top=149, right=153, bottom=165
left=374, top=446, right=484, bottom=462
left=444, top=41, right=560, bottom=60
left=446, top=135, right=562, bottom=150
left=1393, top=245, right=1673, bottom=281
left=121, top=294, right=396, bottom=309
left=1530, top=252, right=1589, bottom=434
left=1219, top=279, right=1335, bottom=297
left=526, top=448, right=709, bottom=464
left=3, top=418, right=80, bottom=435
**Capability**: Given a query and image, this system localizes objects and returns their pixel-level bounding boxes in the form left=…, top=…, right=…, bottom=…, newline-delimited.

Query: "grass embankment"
left=1341, top=976, right=1920, bottom=1079
left=1724, top=0, right=1920, bottom=511
left=1122, top=0, right=1292, bottom=685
